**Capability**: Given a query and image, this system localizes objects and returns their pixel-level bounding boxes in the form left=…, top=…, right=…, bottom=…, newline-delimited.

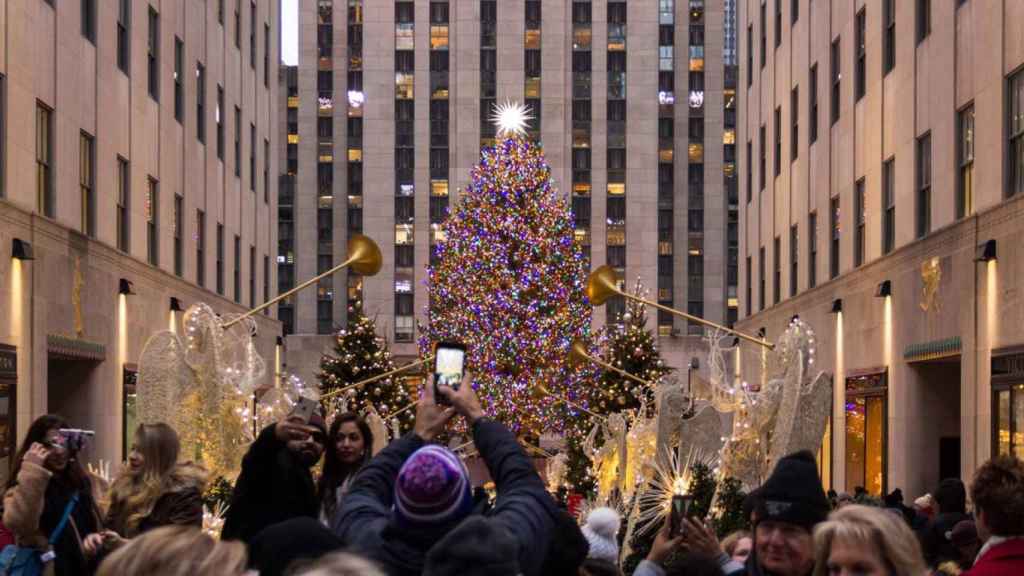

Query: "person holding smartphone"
left=3, top=415, right=104, bottom=576
left=221, top=402, right=328, bottom=545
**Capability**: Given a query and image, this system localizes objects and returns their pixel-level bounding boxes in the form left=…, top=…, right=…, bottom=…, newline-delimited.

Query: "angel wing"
left=136, top=330, right=190, bottom=427
left=783, top=372, right=833, bottom=457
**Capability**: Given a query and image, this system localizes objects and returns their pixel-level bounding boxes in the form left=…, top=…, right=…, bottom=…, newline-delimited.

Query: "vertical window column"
left=147, top=178, right=159, bottom=266
left=687, top=1, right=707, bottom=333
left=80, top=132, right=95, bottom=237
left=524, top=0, right=542, bottom=138
left=347, top=0, right=365, bottom=316
left=429, top=1, right=450, bottom=270
left=480, top=1, right=497, bottom=145
left=278, top=68, right=297, bottom=334
left=571, top=1, right=592, bottom=266
left=656, top=0, right=675, bottom=336
left=317, top=1, right=336, bottom=334
left=394, top=1, right=415, bottom=342
left=606, top=0, right=627, bottom=324
left=725, top=0, right=739, bottom=326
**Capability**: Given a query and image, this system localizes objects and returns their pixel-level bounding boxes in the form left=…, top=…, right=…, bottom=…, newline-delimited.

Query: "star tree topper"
left=491, top=99, right=534, bottom=137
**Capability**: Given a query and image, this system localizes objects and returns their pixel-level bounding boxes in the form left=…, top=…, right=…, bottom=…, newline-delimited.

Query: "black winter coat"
left=221, top=424, right=319, bottom=544
left=334, top=418, right=559, bottom=576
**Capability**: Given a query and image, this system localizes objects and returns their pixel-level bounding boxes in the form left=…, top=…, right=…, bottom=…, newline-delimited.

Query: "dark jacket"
left=221, top=424, right=319, bottom=544
left=335, top=418, right=559, bottom=576
left=963, top=538, right=1024, bottom=576
left=105, top=463, right=207, bottom=538
left=924, top=511, right=971, bottom=566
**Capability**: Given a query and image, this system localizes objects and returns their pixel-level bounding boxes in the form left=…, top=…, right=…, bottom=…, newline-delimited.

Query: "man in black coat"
left=221, top=411, right=327, bottom=545
left=335, top=374, right=560, bottom=576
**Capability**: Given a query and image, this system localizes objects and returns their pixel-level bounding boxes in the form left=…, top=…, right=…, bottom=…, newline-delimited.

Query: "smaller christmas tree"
left=318, top=304, right=415, bottom=431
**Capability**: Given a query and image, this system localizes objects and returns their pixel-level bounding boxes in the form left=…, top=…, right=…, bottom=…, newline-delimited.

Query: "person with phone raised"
left=334, top=373, right=561, bottom=576
left=220, top=401, right=328, bottom=545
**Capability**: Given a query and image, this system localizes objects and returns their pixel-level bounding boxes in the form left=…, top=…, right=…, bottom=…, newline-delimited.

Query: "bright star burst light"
left=490, top=100, right=534, bottom=137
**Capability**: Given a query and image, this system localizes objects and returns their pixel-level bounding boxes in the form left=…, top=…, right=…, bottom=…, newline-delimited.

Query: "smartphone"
left=670, top=494, right=694, bottom=538
left=290, top=396, right=319, bottom=424
left=433, top=342, right=466, bottom=406
left=56, top=429, right=95, bottom=453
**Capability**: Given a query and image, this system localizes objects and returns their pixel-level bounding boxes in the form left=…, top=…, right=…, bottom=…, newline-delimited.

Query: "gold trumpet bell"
left=568, top=339, right=590, bottom=368
left=586, top=265, right=620, bottom=306
left=347, top=234, right=383, bottom=276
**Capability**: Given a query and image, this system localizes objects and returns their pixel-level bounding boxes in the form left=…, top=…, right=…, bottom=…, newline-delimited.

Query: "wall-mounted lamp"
left=276, top=336, right=284, bottom=346
left=169, top=297, right=184, bottom=312
left=830, top=298, right=843, bottom=314
left=976, top=239, right=997, bottom=262
left=875, top=280, right=892, bottom=298
left=12, top=239, right=34, bottom=261
left=118, top=278, right=135, bottom=295
left=791, top=314, right=800, bottom=323
left=757, top=327, right=766, bottom=339
left=731, top=336, right=740, bottom=347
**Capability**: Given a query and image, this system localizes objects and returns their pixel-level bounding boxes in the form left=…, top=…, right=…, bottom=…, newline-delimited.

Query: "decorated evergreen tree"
left=318, top=303, right=415, bottom=431
left=419, top=102, right=597, bottom=434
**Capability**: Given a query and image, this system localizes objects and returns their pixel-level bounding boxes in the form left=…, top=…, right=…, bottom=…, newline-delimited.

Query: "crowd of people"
left=1, top=373, right=1022, bottom=576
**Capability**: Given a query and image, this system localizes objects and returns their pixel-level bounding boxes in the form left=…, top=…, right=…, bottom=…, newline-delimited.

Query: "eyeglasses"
left=309, top=432, right=327, bottom=445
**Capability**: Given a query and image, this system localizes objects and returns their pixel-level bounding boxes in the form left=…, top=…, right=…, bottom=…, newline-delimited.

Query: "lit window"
left=430, top=25, right=449, bottom=50
left=525, top=29, right=541, bottom=50
left=396, top=73, right=414, bottom=99
left=430, top=223, right=446, bottom=243
left=348, top=148, right=362, bottom=162
left=574, top=28, right=592, bottom=50
left=288, top=134, right=299, bottom=144
left=575, top=228, right=591, bottom=245
left=689, top=143, right=704, bottom=163
left=525, top=77, right=541, bottom=99
left=287, top=96, right=299, bottom=108
left=396, top=23, right=414, bottom=50
left=399, top=184, right=415, bottom=196
left=607, top=183, right=625, bottom=195
left=573, top=182, right=592, bottom=196
left=395, top=269, right=414, bottom=293
left=431, top=180, right=449, bottom=196
left=659, top=149, right=674, bottom=162
left=395, top=224, right=414, bottom=244
left=607, top=224, right=626, bottom=246
left=723, top=129, right=736, bottom=145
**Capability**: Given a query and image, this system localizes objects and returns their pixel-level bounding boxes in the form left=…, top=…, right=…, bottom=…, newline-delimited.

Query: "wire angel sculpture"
left=136, top=303, right=267, bottom=481
left=584, top=412, right=628, bottom=506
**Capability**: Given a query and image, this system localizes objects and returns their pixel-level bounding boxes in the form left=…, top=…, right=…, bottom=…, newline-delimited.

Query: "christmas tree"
left=420, top=102, right=596, bottom=434
left=318, top=304, right=415, bottom=431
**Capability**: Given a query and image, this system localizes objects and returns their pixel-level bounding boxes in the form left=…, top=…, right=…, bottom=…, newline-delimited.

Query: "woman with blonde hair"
left=96, top=525, right=247, bottom=576
left=87, top=423, right=206, bottom=553
left=813, top=505, right=929, bottom=576
left=290, top=551, right=385, bottom=576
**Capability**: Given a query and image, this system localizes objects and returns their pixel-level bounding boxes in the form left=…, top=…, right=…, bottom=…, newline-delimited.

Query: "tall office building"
left=739, top=0, right=1024, bottom=498
left=282, top=0, right=739, bottom=382
left=0, top=0, right=281, bottom=471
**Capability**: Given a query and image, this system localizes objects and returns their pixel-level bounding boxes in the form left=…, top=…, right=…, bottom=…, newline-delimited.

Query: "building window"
left=855, top=8, right=865, bottom=101
left=249, top=245, right=256, bottom=308
left=759, top=2, right=766, bottom=69
left=264, top=138, right=270, bottom=203
left=234, top=106, right=241, bottom=177
left=1010, top=70, right=1024, bottom=197
left=992, top=352, right=1024, bottom=459
left=808, top=211, right=817, bottom=288
left=263, top=254, right=269, bottom=312
left=173, top=195, right=183, bottom=277
left=264, top=23, right=271, bottom=87
left=958, top=105, right=975, bottom=218
left=854, top=178, right=865, bottom=267
left=883, top=0, right=895, bottom=74
left=250, top=123, right=256, bottom=190
left=218, top=0, right=224, bottom=25
left=746, top=139, right=752, bottom=202
left=747, top=24, right=753, bottom=87
left=758, top=246, right=766, bottom=311
left=774, top=106, right=781, bottom=176
left=745, top=256, right=752, bottom=316
left=36, top=103, right=53, bottom=218
left=846, top=371, right=888, bottom=496
left=395, top=293, right=414, bottom=342
left=234, top=1, right=241, bottom=48
left=790, top=224, right=798, bottom=297
left=117, top=157, right=130, bottom=252
left=216, top=223, right=225, bottom=295
left=117, top=0, right=130, bottom=75
left=774, top=0, right=781, bottom=48
left=216, top=86, right=225, bottom=158
left=250, top=1, right=257, bottom=68
left=174, top=37, right=183, bottom=122
left=146, top=178, right=159, bottom=266
left=759, top=124, right=766, bottom=190
left=883, top=157, right=895, bottom=254
left=830, top=195, right=840, bottom=279
left=791, top=87, right=799, bottom=161
left=831, top=37, right=840, bottom=125
left=233, top=235, right=241, bottom=303
left=791, top=0, right=798, bottom=23
left=82, top=0, right=96, bottom=43
left=916, top=133, right=931, bottom=238
left=917, top=0, right=930, bottom=44
left=809, top=63, right=818, bottom=143
left=196, top=63, right=206, bottom=143
left=79, top=132, right=95, bottom=237
left=773, top=236, right=781, bottom=305
left=196, top=210, right=206, bottom=287
left=148, top=7, right=159, bottom=101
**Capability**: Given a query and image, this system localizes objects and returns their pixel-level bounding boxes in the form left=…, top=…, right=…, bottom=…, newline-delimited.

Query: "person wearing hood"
left=221, top=410, right=327, bottom=544
left=923, top=478, right=971, bottom=567
left=335, top=373, right=560, bottom=576
left=85, top=423, right=207, bottom=555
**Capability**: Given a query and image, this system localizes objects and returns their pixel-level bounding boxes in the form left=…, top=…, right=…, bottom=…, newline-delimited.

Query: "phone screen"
left=670, top=495, right=691, bottom=537
left=290, top=397, right=318, bottom=424
left=435, top=345, right=465, bottom=389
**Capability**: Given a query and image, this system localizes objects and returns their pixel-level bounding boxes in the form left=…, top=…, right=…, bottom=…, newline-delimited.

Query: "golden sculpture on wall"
left=920, top=257, right=941, bottom=312
left=73, top=257, right=85, bottom=337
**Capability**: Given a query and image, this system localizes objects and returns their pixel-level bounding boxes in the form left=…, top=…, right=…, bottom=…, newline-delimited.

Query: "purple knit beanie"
left=394, top=445, right=473, bottom=528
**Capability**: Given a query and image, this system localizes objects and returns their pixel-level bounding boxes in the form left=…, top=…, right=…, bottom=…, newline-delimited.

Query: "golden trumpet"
left=568, top=338, right=656, bottom=387
left=586, top=265, right=774, bottom=350
left=320, top=355, right=433, bottom=401
left=223, top=234, right=382, bottom=328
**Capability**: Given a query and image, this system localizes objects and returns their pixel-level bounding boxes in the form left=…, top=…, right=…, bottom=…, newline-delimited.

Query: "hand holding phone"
left=669, top=494, right=694, bottom=538
left=290, top=397, right=319, bottom=424
left=433, top=342, right=466, bottom=406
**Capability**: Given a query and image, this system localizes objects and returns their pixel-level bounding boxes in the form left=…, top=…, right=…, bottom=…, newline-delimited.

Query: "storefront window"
left=992, top=352, right=1024, bottom=459
left=845, top=371, right=887, bottom=496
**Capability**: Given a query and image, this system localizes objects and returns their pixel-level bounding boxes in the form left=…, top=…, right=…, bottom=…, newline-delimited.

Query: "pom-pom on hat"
left=581, top=507, right=621, bottom=564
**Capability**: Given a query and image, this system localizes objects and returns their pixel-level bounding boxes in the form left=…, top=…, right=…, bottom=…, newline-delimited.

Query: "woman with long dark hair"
left=99, top=423, right=206, bottom=549
left=318, top=413, right=373, bottom=529
left=3, top=414, right=103, bottom=575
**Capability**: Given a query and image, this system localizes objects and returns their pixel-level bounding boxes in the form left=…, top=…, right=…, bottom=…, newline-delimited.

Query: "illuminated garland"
left=420, top=134, right=598, bottom=434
